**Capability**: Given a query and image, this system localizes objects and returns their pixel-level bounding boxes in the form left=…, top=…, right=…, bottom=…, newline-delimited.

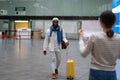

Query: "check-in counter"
left=16, top=28, right=31, bottom=39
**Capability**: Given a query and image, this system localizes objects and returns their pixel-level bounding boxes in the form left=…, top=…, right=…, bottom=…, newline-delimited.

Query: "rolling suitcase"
left=66, top=46, right=74, bottom=80
left=66, top=59, right=74, bottom=79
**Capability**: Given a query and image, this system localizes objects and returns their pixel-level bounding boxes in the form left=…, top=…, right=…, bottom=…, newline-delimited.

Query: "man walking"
left=43, top=17, right=68, bottom=79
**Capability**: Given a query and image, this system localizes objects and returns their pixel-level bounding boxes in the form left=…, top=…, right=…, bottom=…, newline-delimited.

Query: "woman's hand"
left=78, top=29, right=84, bottom=40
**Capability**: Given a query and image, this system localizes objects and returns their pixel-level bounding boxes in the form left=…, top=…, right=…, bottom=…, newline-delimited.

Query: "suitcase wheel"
left=67, top=77, right=74, bottom=80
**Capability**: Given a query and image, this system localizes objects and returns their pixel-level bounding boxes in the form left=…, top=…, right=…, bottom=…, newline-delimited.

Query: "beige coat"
left=79, top=32, right=120, bottom=71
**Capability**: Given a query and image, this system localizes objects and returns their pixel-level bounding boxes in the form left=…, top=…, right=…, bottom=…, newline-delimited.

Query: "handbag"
left=61, top=40, right=67, bottom=49
left=61, top=29, right=68, bottom=49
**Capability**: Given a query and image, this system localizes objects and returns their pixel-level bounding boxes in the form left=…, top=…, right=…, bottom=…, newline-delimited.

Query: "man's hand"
left=43, top=51, right=47, bottom=55
left=66, top=41, right=69, bottom=46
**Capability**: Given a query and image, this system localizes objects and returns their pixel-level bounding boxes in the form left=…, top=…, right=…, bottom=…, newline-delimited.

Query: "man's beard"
left=53, top=24, right=58, bottom=28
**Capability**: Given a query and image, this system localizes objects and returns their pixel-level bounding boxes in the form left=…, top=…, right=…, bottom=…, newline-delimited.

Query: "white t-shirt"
left=52, top=31, right=60, bottom=51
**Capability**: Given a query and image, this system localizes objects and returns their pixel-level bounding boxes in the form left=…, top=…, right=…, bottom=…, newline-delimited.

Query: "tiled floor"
left=0, top=39, right=119, bottom=80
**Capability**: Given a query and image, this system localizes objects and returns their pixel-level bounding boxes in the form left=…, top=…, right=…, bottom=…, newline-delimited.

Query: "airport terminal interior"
left=0, top=0, right=120, bottom=80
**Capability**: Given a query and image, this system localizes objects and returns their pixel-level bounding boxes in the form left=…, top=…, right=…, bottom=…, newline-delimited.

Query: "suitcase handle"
left=66, top=43, right=69, bottom=60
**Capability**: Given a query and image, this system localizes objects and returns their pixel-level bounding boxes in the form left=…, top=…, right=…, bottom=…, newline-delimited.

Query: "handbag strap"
left=61, top=28, right=69, bottom=59
left=61, top=28, right=63, bottom=39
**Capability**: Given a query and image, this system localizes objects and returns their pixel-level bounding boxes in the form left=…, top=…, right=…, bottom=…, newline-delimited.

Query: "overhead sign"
left=15, top=7, right=26, bottom=15
left=0, top=9, right=7, bottom=15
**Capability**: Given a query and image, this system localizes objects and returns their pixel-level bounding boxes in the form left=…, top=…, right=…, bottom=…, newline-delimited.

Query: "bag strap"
left=61, top=28, right=63, bottom=41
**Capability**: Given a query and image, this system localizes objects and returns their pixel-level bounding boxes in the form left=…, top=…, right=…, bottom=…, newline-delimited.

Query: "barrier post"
left=19, top=31, right=21, bottom=53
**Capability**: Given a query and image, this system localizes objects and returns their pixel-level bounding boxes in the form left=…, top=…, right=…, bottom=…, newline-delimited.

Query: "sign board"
left=16, top=28, right=31, bottom=39
left=15, top=7, right=26, bottom=15
left=3, top=20, right=9, bottom=29
left=0, top=9, right=7, bottom=15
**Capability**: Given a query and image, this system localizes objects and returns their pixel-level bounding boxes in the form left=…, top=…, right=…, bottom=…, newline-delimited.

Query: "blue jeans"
left=89, top=69, right=117, bottom=80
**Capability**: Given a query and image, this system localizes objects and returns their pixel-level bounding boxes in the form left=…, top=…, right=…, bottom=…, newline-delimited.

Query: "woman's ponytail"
left=100, top=10, right=116, bottom=38
left=106, top=30, right=114, bottom=38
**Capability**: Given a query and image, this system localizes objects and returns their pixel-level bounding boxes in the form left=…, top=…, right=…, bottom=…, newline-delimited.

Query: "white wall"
left=32, top=20, right=101, bottom=39
left=82, top=20, right=102, bottom=37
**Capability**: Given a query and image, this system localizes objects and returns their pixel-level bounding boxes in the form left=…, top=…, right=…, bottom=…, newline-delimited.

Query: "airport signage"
left=0, top=9, right=7, bottom=15
left=15, top=7, right=26, bottom=15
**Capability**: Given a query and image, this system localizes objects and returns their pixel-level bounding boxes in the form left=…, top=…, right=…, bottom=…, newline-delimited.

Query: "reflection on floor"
left=0, top=39, right=119, bottom=80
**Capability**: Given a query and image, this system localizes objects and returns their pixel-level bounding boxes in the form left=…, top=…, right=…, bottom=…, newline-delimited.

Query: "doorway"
left=15, top=20, right=29, bottom=30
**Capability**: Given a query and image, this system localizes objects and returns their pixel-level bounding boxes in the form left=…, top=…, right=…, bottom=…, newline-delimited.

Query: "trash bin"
left=33, top=29, right=41, bottom=40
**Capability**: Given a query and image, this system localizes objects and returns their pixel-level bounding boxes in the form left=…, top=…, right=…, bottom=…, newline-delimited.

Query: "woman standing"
left=78, top=10, right=120, bottom=80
